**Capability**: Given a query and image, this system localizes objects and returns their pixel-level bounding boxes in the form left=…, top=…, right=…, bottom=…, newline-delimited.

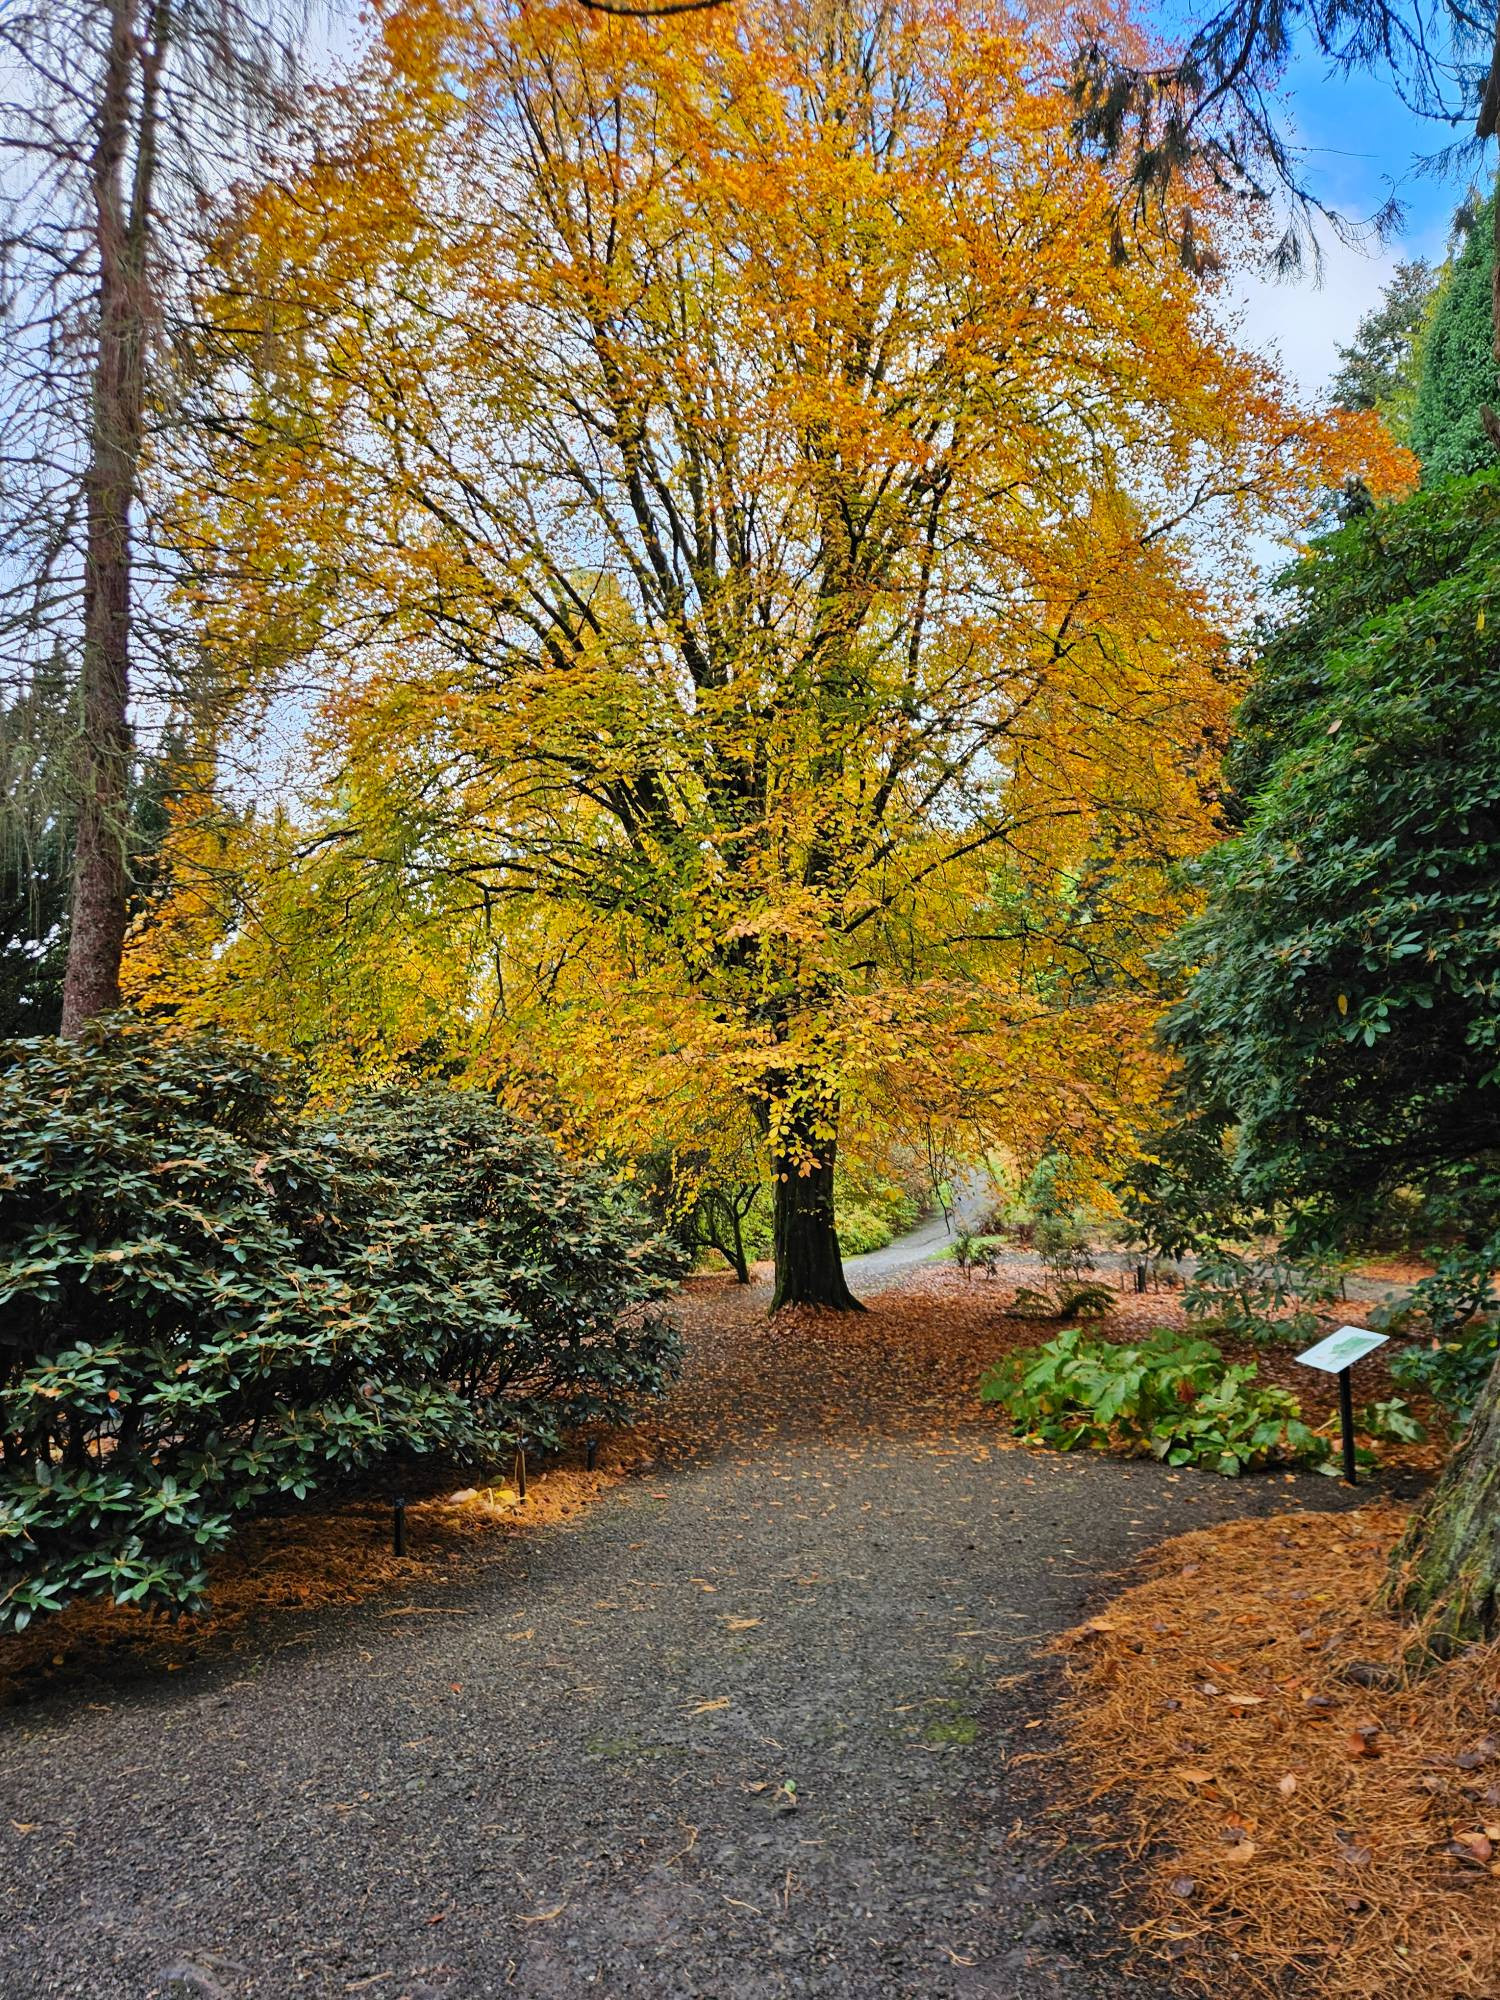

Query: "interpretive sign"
left=1294, top=1325, right=1388, bottom=1375
left=1295, top=1325, right=1389, bottom=1485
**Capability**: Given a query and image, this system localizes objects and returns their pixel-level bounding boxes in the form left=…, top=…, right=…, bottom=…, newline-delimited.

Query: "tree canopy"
left=1410, top=199, right=1500, bottom=480
left=1329, top=258, right=1436, bottom=440
left=128, top=0, right=1400, bottom=1305
left=1155, top=472, right=1500, bottom=1253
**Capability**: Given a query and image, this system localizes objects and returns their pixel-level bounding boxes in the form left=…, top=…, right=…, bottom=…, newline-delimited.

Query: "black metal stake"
left=585, top=1437, right=598, bottom=1473
left=1338, top=1367, right=1357, bottom=1486
left=515, top=1444, right=527, bottom=1502
left=393, top=1495, right=407, bottom=1556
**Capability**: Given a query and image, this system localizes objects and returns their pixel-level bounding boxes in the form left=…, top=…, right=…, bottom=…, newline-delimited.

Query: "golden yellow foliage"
left=132, top=0, right=1413, bottom=1298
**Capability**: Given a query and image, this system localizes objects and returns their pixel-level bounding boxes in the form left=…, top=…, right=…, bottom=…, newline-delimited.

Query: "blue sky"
left=1235, top=47, right=1484, bottom=395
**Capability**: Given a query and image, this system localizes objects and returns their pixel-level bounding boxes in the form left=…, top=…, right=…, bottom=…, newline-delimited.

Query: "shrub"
left=1034, top=1213, right=1094, bottom=1289
left=835, top=1203, right=898, bottom=1256
left=0, top=1027, right=681, bottom=1631
left=1390, top=1324, right=1499, bottom=1429
left=326, top=1086, right=683, bottom=1436
left=980, top=1326, right=1329, bottom=1476
left=835, top=1177, right=921, bottom=1257
left=1057, top=1281, right=1116, bottom=1321
left=1382, top=1243, right=1499, bottom=1429
left=1182, top=1244, right=1345, bottom=1346
left=953, top=1230, right=1003, bottom=1278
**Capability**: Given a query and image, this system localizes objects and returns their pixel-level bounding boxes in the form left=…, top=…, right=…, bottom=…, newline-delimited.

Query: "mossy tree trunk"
left=61, top=0, right=154, bottom=1035
left=1382, top=1349, right=1500, bottom=1649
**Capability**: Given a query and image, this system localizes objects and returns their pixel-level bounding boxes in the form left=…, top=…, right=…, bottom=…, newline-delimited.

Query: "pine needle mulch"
left=1055, top=1505, right=1500, bottom=2000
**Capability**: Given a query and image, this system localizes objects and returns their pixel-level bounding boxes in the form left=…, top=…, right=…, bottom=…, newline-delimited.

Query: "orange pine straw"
left=1056, top=1506, right=1500, bottom=1999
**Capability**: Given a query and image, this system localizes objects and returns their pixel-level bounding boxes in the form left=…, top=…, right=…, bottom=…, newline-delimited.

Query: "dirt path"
left=0, top=1277, right=1362, bottom=2000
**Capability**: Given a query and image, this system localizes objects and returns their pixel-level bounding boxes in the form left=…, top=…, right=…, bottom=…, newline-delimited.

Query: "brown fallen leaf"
left=692, top=1696, right=731, bottom=1714
left=1225, top=1693, right=1265, bottom=1707
left=725, top=1617, right=762, bottom=1632
left=1172, top=1768, right=1216, bottom=1785
left=1278, top=1774, right=1298, bottom=1798
left=1453, top=1831, right=1494, bottom=1865
left=1223, top=1837, right=1257, bottom=1864
left=1345, top=1730, right=1382, bottom=1759
left=515, top=1904, right=567, bottom=1924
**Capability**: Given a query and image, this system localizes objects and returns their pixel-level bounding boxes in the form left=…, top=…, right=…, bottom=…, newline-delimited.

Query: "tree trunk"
left=61, top=0, right=162, bottom=1035
left=728, top=1204, right=749, bottom=1286
left=770, top=1145, right=863, bottom=1313
left=1381, top=1348, right=1500, bottom=1652
left=703, top=1194, right=751, bottom=1285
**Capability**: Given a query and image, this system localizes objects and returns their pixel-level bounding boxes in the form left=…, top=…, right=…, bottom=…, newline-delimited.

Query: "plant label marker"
left=585, top=1438, right=598, bottom=1473
left=1295, top=1326, right=1389, bottom=1486
left=515, top=1445, right=527, bottom=1502
left=393, top=1495, right=407, bottom=1557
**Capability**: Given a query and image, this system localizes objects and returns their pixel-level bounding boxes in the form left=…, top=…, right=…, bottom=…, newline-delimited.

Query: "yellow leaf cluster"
left=132, top=0, right=1413, bottom=1196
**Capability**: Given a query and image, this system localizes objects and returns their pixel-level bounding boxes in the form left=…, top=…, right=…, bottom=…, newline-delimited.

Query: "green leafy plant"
left=1354, top=1397, right=1427, bottom=1444
left=0, top=1025, right=682, bottom=1631
left=951, top=1231, right=1003, bottom=1279
left=1033, top=1213, right=1095, bottom=1289
left=980, top=1326, right=1329, bottom=1476
left=1057, top=1281, right=1116, bottom=1321
left=1380, top=1243, right=1499, bottom=1429
left=1182, top=1244, right=1347, bottom=1346
left=1007, top=1284, right=1060, bottom=1319
left=1390, top=1323, right=1499, bottom=1430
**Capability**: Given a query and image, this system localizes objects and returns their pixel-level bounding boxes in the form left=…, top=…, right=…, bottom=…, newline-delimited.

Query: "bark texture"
left=61, top=0, right=164, bottom=1034
left=1382, top=1350, right=1500, bottom=1651
left=770, top=1152, right=863, bottom=1313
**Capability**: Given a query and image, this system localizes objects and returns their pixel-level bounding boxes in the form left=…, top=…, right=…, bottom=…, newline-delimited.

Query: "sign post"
left=1295, top=1325, right=1389, bottom=1486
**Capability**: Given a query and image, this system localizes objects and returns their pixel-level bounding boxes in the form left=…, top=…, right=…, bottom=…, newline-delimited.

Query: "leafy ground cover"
left=1057, top=1506, right=1500, bottom=1999
left=980, top=1327, right=1333, bottom=1476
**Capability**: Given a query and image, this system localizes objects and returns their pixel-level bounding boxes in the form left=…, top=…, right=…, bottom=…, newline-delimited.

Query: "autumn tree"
left=139, top=0, right=1398, bottom=1307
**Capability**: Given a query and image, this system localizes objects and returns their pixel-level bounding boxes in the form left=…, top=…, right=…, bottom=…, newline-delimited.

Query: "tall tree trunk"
left=1382, top=1346, right=1500, bottom=1652
left=61, top=0, right=164, bottom=1034
left=768, top=1095, right=863, bottom=1313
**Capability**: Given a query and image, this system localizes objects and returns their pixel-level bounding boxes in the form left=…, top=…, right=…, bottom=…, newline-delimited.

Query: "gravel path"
left=0, top=1275, right=1363, bottom=2000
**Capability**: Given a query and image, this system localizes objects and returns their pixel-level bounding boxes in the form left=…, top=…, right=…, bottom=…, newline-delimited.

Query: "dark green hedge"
left=0, top=1025, right=682, bottom=1630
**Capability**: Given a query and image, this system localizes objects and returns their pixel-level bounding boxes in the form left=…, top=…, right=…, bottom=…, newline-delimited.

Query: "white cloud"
left=1229, top=218, right=1452, bottom=403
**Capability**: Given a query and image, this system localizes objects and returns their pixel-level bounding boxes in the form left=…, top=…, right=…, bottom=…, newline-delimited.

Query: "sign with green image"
left=1295, top=1325, right=1388, bottom=1375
